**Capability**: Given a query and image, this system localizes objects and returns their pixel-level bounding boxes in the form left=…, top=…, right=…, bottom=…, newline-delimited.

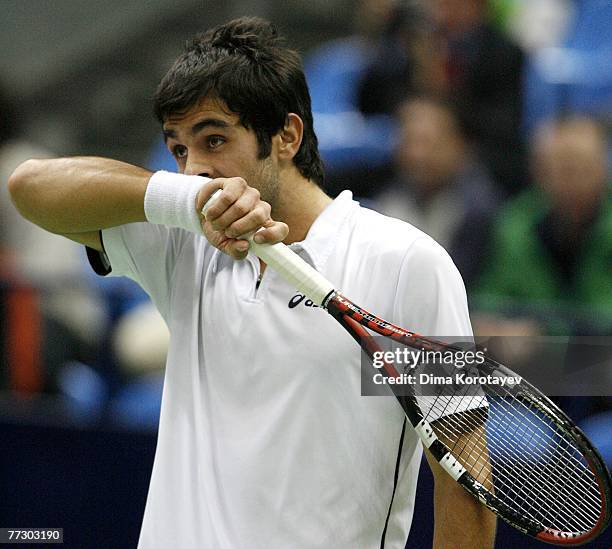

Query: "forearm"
left=426, top=449, right=496, bottom=549
left=8, top=158, right=289, bottom=259
left=432, top=479, right=496, bottom=549
left=8, top=157, right=150, bottom=234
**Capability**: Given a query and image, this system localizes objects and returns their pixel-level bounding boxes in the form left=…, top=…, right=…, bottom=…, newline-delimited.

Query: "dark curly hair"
left=154, top=17, right=324, bottom=187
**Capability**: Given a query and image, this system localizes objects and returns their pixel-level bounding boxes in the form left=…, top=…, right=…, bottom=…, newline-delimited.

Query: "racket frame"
left=329, top=294, right=612, bottom=545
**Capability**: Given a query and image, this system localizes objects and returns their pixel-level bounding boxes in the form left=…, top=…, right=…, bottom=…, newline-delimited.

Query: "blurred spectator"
left=373, top=96, right=501, bottom=289
left=356, top=2, right=428, bottom=116
left=418, top=0, right=527, bottom=196
left=474, top=116, right=611, bottom=335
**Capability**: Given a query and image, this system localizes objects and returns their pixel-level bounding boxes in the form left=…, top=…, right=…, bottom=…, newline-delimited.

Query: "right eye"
left=172, top=144, right=187, bottom=158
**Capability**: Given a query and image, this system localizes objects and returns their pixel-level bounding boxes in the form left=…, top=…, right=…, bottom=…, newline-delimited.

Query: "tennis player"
left=9, top=17, right=496, bottom=548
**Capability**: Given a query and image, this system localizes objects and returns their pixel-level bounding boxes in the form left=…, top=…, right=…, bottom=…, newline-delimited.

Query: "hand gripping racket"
left=202, top=191, right=611, bottom=545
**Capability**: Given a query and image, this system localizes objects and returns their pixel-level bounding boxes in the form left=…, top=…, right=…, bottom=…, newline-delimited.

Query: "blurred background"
left=0, top=1, right=610, bottom=547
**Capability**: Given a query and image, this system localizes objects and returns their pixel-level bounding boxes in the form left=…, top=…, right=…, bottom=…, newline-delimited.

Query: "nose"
left=184, top=156, right=213, bottom=178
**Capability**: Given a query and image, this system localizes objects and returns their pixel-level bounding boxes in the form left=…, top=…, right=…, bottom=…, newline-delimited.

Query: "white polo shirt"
left=96, top=190, right=472, bottom=549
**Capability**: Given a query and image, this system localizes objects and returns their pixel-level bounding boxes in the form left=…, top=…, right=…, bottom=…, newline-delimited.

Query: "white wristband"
left=144, top=171, right=211, bottom=234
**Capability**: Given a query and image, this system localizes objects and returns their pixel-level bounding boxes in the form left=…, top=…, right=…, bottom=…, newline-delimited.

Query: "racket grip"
left=249, top=239, right=335, bottom=305
left=201, top=190, right=336, bottom=306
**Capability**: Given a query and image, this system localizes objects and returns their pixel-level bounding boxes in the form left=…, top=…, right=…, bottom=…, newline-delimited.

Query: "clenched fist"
left=196, top=176, right=288, bottom=259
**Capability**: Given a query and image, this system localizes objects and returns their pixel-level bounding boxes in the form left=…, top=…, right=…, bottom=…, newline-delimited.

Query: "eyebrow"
left=162, top=118, right=232, bottom=141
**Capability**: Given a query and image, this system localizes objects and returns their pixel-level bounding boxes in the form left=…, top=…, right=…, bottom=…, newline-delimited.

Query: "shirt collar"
left=288, top=190, right=358, bottom=271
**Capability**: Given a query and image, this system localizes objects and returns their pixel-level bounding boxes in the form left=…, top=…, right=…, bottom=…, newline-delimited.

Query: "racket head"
left=326, top=292, right=612, bottom=545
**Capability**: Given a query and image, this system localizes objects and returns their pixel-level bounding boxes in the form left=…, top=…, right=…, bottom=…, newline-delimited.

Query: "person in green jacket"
left=474, top=116, right=611, bottom=335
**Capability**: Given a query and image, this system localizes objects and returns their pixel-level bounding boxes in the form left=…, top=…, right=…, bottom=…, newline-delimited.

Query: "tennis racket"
left=202, top=191, right=611, bottom=545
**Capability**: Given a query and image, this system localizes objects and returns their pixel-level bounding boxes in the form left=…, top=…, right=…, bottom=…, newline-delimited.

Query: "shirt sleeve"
left=394, top=236, right=473, bottom=339
left=89, top=222, right=194, bottom=319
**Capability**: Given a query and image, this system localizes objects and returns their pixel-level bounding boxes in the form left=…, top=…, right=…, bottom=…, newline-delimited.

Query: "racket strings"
left=449, top=401, right=597, bottom=531
left=484, top=396, right=591, bottom=485
left=420, top=376, right=603, bottom=534
left=487, top=421, right=600, bottom=532
left=421, top=378, right=599, bottom=524
left=484, top=419, right=595, bottom=529
left=436, top=403, right=599, bottom=533
left=419, top=379, right=590, bottom=497
left=486, top=391, right=602, bottom=520
left=427, top=407, right=571, bottom=529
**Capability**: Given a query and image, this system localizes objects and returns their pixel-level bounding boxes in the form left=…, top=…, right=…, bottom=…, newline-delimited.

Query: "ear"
left=277, top=113, right=303, bottom=161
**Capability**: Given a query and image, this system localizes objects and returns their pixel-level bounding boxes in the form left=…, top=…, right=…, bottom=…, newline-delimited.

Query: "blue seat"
left=523, top=0, right=612, bottom=134
left=57, top=361, right=109, bottom=423
left=579, top=411, right=612, bottom=468
left=108, top=374, right=164, bottom=430
left=305, top=37, right=398, bottom=173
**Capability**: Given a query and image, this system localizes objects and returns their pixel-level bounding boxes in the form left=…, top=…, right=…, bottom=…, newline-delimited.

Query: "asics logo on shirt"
left=288, top=293, right=319, bottom=309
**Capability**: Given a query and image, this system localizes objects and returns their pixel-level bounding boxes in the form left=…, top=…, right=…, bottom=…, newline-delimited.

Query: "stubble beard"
left=252, top=156, right=281, bottom=215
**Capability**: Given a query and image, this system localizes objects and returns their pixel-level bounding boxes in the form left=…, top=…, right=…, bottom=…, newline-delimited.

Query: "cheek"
left=215, top=156, right=260, bottom=184
left=238, top=144, right=268, bottom=174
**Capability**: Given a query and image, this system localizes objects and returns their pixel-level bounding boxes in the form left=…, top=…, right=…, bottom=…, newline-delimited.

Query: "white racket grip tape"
left=249, top=240, right=336, bottom=306
left=201, top=190, right=336, bottom=306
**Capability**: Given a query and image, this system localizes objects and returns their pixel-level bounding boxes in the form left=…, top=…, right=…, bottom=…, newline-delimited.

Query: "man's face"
left=162, top=95, right=280, bottom=207
left=532, top=122, right=607, bottom=217
left=395, top=100, right=463, bottom=193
